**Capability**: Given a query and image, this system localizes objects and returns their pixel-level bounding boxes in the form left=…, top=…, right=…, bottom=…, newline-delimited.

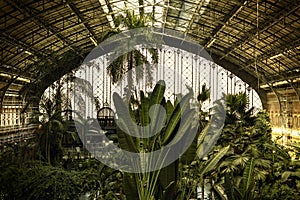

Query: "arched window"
left=97, top=107, right=115, bottom=127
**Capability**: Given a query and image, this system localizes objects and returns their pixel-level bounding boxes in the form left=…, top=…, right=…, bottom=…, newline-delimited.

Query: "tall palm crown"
left=101, top=11, right=159, bottom=99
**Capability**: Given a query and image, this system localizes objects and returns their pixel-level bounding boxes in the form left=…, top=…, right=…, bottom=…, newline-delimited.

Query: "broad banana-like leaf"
left=162, top=92, right=193, bottom=145
left=159, top=161, right=178, bottom=189
left=116, top=117, right=138, bottom=153
left=241, top=158, right=254, bottom=196
left=139, top=91, right=150, bottom=146
left=200, top=145, right=230, bottom=176
left=197, top=100, right=225, bottom=159
left=139, top=91, right=150, bottom=127
left=113, top=93, right=139, bottom=138
left=166, top=108, right=195, bottom=145
left=149, top=80, right=166, bottom=106
left=212, top=184, right=227, bottom=200
left=149, top=80, right=166, bottom=135
left=123, top=173, right=139, bottom=200
left=165, top=100, right=174, bottom=124
left=196, top=125, right=223, bottom=159
left=180, top=127, right=199, bottom=164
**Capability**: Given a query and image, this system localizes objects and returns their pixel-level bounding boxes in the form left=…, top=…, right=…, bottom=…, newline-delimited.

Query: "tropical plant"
left=197, top=93, right=287, bottom=200
left=101, top=10, right=159, bottom=100
left=30, top=80, right=73, bottom=165
left=111, top=80, right=230, bottom=200
left=31, top=98, right=64, bottom=165
left=112, top=80, right=199, bottom=199
left=197, top=84, right=210, bottom=129
left=225, top=93, right=254, bottom=126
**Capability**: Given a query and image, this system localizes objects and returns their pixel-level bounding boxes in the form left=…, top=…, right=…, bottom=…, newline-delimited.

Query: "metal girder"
left=138, top=0, right=144, bottom=15
left=0, top=62, right=34, bottom=108
left=245, top=36, right=300, bottom=69
left=5, top=0, right=81, bottom=56
left=258, top=64, right=300, bottom=102
left=66, top=0, right=99, bottom=46
left=0, top=64, right=33, bottom=79
left=184, top=0, right=207, bottom=34
left=287, top=80, right=300, bottom=101
left=0, top=76, right=18, bottom=108
left=99, top=0, right=116, bottom=29
left=227, top=0, right=299, bottom=32
left=220, top=1, right=300, bottom=60
left=173, top=1, right=186, bottom=29
left=268, top=70, right=300, bottom=84
left=204, top=0, right=247, bottom=47
left=246, top=2, right=300, bottom=34
left=1, top=2, right=66, bottom=33
left=211, top=46, right=271, bottom=79
left=169, top=10, right=247, bottom=35
left=161, top=0, right=170, bottom=29
left=1, top=32, right=51, bottom=59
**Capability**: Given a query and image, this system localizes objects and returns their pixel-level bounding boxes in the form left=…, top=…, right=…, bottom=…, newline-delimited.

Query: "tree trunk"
left=126, top=53, right=134, bottom=102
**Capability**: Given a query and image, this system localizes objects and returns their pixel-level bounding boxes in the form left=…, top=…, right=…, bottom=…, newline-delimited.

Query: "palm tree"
left=31, top=81, right=70, bottom=165
left=101, top=10, right=159, bottom=101
left=32, top=97, right=65, bottom=164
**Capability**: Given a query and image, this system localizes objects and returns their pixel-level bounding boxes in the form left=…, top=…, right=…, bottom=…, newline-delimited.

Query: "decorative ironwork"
left=42, top=45, right=263, bottom=119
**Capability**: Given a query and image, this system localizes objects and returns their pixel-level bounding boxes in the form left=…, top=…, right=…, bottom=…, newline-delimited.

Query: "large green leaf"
left=212, top=184, right=227, bottom=200
left=196, top=124, right=224, bottom=159
left=123, top=173, right=139, bottom=200
left=113, top=93, right=139, bottom=138
left=159, top=161, right=178, bottom=189
left=162, top=92, right=193, bottom=145
left=200, top=145, right=230, bottom=176
left=116, top=118, right=138, bottom=153
left=165, top=100, right=174, bottom=124
left=242, top=158, right=254, bottom=196
left=149, top=80, right=166, bottom=134
left=197, top=100, right=225, bottom=158
left=180, top=127, right=199, bottom=164
left=167, top=108, right=195, bottom=146
left=139, top=91, right=150, bottom=127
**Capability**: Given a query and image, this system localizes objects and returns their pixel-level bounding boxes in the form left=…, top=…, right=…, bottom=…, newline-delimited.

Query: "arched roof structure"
left=1, top=0, right=300, bottom=107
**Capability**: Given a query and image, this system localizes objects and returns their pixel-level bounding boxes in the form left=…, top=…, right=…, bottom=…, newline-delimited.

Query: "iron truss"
left=0, top=0, right=300, bottom=103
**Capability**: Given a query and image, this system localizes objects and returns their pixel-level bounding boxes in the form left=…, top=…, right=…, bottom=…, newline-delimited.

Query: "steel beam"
left=173, top=0, right=186, bottom=30
left=161, top=0, right=170, bottom=29
left=220, top=2, right=300, bottom=60
left=1, top=2, right=66, bottom=33
left=66, top=0, right=99, bottom=46
left=1, top=32, right=51, bottom=59
left=204, top=0, right=247, bottom=47
left=209, top=51, right=268, bottom=108
left=0, top=64, right=33, bottom=79
left=245, top=36, right=300, bottom=69
left=184, top=0, right=207, bottom=34
left=6, top=0, right=81, bottom=56
left=138, top=0, right=144, bottom=15
left=98, top=0, right=116, bottom=29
